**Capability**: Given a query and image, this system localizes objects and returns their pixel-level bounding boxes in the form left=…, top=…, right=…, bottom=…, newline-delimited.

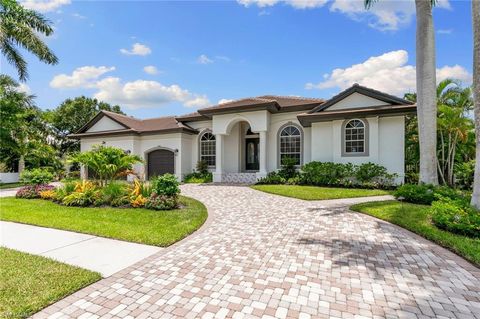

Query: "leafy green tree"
left=0, top=0, right=58, bottom=81
left=0, top=74, right=59, bottom=172
left=471, top=0, right=480, bottom=208
left=70, top=145, right=142, bottom=186
left=45, top=96, right=124, bottom=155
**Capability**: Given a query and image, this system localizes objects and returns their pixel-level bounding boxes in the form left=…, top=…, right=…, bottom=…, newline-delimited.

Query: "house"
left=71, top=84, right=416, bottom=184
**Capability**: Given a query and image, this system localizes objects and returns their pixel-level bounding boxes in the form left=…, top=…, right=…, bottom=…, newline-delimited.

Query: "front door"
left=245, top=138, right=259, bottom=171
left=147, top=149, right=175, bottom=179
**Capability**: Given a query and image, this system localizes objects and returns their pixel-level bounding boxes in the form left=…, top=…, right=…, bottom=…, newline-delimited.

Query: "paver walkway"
left=34, top=184, right=480, bottom=319
left=0, top=221, right=161, bottom=277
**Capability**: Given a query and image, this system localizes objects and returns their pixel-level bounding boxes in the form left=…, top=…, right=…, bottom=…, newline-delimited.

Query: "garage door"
left=147, top=149, right=174, bottom=179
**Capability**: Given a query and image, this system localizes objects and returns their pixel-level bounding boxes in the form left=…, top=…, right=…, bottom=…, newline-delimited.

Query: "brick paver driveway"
left=35, top=184, right=480, bottom=319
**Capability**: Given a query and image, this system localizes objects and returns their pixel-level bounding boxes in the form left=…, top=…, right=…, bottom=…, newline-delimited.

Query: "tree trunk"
left=471, top=0, right=480, bottom=208
left=415, top=0, right=438, bottom=185
left=18, top=155, right=25, bottom=174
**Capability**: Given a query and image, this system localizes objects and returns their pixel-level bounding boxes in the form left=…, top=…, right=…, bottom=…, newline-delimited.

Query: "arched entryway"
left=147, top=149, right=175, bottom=179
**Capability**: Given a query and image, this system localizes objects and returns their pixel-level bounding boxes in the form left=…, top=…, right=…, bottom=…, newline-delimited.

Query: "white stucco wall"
left=87, top=117, right=125, bottom=132
left=327, top=92, right=390, bottom=110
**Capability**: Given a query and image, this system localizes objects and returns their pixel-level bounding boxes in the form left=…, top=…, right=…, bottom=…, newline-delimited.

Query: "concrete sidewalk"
left=0, top=221, right=161, bottom=277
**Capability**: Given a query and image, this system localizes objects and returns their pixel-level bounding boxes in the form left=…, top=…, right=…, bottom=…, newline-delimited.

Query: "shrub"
left=100, top=181, right=128, bottom=205
left=131, top=195, right=147, bottom=208
left=431, top=197, right=480, bottom=238
left=278, top=157, right=298, bottom=179
left=39, top=189, right=56, bottom=200
left=196, top=160, right=209, bottom=175
left=300, top=162, right=354, bottom=186
left=62, top=181, right=98, bottom=206
left=455, top=160, right=475, bottom=190
left=53, top=181, right=77, bottom=202
left=355, top=162, right=388, bottom=184
left=20, top=168, right=54, bottom=185
left=151, top=174, right=180, bottom=197
left=145, top=193, right=178, bottom=210
left=130, top=179, right=153, bottom=198
left=257, top=172, right=286, bottom=185
left=394, top=184, right=465, bottom=205
left=16, top=184, right=55, bottom=199
left=183, top=172, right=212, bottom=184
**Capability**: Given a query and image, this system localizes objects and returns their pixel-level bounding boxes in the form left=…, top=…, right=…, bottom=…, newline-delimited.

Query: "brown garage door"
left=147, top=149, right=174, bottom=179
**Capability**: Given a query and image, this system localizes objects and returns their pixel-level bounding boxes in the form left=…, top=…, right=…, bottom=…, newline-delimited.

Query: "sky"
left=1, top=0, right=474, bottom=119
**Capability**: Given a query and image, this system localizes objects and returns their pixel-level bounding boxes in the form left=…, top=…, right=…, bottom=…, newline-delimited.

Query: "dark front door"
left=245, top=138, right=259, bottom=171
left=147, top=149, right=174, bottom=179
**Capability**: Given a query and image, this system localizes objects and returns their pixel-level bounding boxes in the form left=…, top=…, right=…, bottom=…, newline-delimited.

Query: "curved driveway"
left=35, top=184, right=480, bottom=319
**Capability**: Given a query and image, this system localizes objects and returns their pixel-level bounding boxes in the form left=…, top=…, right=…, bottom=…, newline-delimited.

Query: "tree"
left=44, top=96, right=124, bottom=156
left=471, top=0, right=480, bottom=209
left=70, top=145, right=142, bottom=186
left=0, top=74, right=59, bottom=172
left=365, top=0, right=438, bottom=185
left=0, top=0, right=58, bottom=81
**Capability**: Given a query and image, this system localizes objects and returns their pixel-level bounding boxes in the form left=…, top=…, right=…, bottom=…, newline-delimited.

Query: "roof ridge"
left=258, top=94, right=325, bottom=102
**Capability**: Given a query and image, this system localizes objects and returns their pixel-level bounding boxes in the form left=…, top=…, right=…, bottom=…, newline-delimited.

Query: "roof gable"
left=309, top=84, right=413, bottom=113
left=86, top=116, right=127, bottom=132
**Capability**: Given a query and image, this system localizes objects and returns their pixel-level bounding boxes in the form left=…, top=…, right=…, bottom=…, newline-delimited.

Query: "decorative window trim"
left=341, top=118, right=369, bottom=157
left=198, top=129, right=216, bottom=167
left=277, top=122, right=303, bottom=169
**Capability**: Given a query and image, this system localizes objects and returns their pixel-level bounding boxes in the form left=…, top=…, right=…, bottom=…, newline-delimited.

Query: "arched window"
left=200, top=131, right=216, bottom=166
left=343, top=119, right=366, bottom=155
left=279, top=125, right=302, bottom=166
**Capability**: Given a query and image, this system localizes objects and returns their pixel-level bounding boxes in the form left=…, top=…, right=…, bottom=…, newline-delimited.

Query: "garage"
left=147, top=149, right=175, bottom=179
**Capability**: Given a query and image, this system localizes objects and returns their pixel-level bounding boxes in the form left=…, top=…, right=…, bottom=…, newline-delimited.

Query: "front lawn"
left=350, top=200, right=480, bottom=266
left=251, top=184, right=390, bottom=200
left=0, top=195, right=207, bottom=246
left=0, top=182, right=22, bottom=190
left=0, top=248, right=100, bottom=318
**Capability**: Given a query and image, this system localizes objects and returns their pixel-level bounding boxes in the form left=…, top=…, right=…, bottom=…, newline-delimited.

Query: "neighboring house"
left=71, top=84, right=416, bottom=184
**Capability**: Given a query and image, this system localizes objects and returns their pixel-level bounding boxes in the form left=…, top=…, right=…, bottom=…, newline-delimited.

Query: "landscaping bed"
left=350, top=200, right=480, bottom=266
left=0, top=182, right=22, bottom=190
left=0, top=247, right=100, bottom=319
left=0, top=195, right=207, bottom=246
left=251, top=184, right=390, bottom=200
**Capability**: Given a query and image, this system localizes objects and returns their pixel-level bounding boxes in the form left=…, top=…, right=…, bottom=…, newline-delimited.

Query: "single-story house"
left=71, top=84, right=416, bottom=184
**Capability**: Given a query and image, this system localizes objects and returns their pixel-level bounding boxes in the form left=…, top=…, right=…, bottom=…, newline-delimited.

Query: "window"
left=200, top=132, right=216, bottom=166
left=344, top=119, right=366, bottom=154
left=279, top=125, right=302, bottom=165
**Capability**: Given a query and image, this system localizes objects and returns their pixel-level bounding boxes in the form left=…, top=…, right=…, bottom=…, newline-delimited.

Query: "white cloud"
left=143, top=65, right=160, bottom=75
left=197, top=54, right=213, bottom=64
left=21, top=0, right=70, bottom=12
left=72, top=13, right=86, bottom=19
left=17, top=83, right=31, bottom=94
left=238, top=0, right=450, bottom=31
left=94, top=78, right=210, bottom=109
left=49, top=66, right=209, bottom=109
left=218, top=98, right=234, bottom=104
left=120, top=43, right=152, bottom=56
left=50, top=66, right=115, bottom=89
left=305, top=50, right=471, bottom=96
left=437, top=29, right=453, bottom=35
left=238, top=0, right=327, bottom=9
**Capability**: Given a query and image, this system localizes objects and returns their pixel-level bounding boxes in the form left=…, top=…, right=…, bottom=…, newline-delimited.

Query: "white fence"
left=0, top=173, right=19, bottom=183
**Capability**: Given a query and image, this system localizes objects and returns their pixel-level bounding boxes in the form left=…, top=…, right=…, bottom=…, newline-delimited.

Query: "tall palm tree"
left=0, top=0, right=58, bottom=81
left=471, top=0, right=480, bottom=209
left=365, top=0, right=438, bottom=185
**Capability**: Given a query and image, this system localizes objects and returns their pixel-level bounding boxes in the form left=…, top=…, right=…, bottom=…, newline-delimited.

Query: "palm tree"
left=365, top=0, right=438, bottom=185
left=0, top=0, right=58, bottom=81
left=471, top=0, right=480, bottom=209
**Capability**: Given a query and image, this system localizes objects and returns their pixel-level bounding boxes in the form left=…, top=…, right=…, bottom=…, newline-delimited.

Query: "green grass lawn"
left=0, top=182, right=22, bottom=190
left=0, top=196, right=207, bottom=247
left=251, top=184, right=390, bottom=200
left=0, top=248, right=100, bottom=318
left=350, top=200, right=480, bottom=266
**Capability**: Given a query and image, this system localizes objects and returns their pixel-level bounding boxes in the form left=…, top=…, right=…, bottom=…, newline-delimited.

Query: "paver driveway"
left=34, top=184, right=480, bottom=319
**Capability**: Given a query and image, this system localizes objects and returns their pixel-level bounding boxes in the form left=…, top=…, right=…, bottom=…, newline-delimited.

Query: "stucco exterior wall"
left=87, top=117, right=125, bottom=132
left=327, top=92, right=390, bottom=110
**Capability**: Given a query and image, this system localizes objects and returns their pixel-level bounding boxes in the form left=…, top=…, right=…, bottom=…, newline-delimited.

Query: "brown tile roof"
left=70, top=110, right=197, bottom=138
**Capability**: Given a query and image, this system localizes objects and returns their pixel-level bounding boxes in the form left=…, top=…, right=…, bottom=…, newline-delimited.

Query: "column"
left=256, top=131, right=268, bottom=180
left=213, top=134, right=224, bottom=183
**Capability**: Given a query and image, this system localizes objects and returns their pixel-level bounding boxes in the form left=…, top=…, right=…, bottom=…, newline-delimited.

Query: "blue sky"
left=2, top=0, right=474, bottom=119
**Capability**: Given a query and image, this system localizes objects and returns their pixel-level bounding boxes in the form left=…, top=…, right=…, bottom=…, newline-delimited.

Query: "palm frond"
left=0, top=39, right=28, bottom=81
